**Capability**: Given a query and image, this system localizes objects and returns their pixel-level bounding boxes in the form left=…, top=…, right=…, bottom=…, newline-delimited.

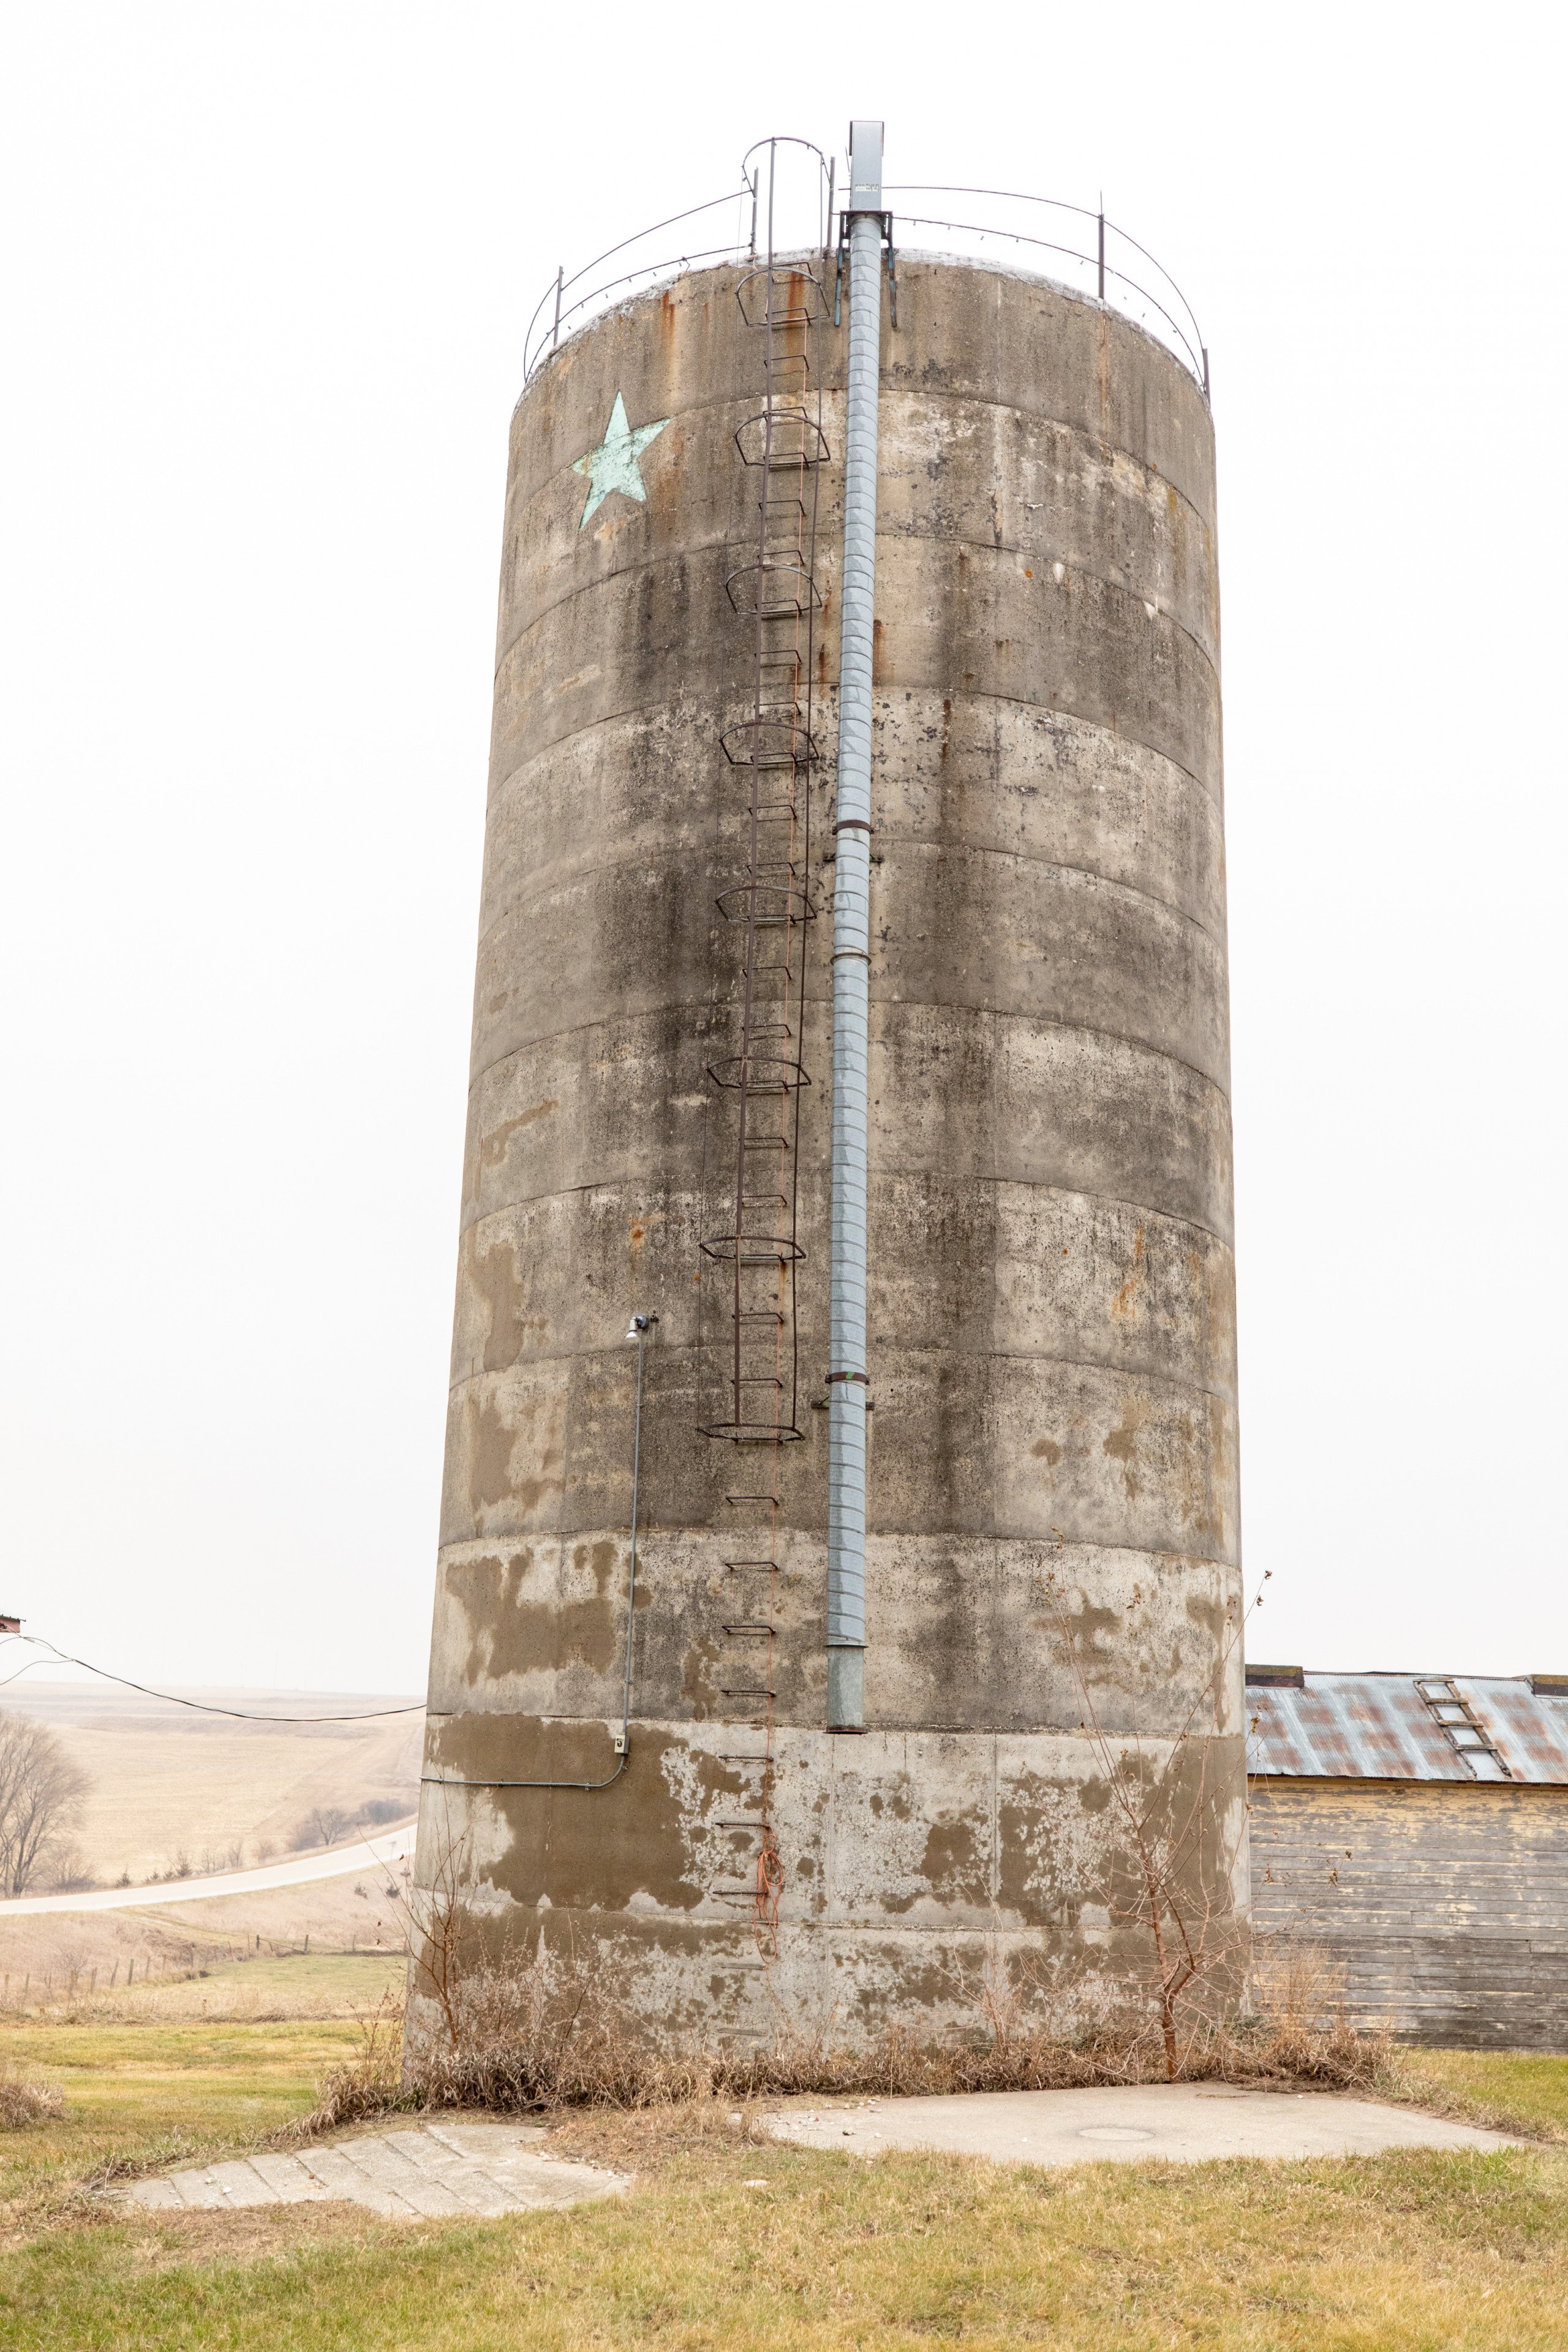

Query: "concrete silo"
left=413, top=130, right=1245, bottom=2043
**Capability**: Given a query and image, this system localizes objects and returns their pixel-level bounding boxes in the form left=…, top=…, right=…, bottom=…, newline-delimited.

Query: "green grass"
left=7, top=2141, right=1568, bottom=2349
left=145, top=1952, right=406, bottom=2011
left=1393, top=2047, right=1568, bottom=2143
left=9, top=1950, right=409, bottom=2026
left=0, top=2018, right=364, bottom=2228
left=4, top=2024, right=1568, bottom=2349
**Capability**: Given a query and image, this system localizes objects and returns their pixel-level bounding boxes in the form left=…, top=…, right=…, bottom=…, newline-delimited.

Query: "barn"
left=1247, top=1667, right=1568, bottom=2049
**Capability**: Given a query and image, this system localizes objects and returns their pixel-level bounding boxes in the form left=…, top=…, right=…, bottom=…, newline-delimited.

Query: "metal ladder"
left=1415, top=1677, right=1512, bottom=1779
left=699, top=142, right=830, bottom=1950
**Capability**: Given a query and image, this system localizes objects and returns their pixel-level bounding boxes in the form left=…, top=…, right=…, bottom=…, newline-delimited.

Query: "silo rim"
left=517, top=244, right=1208, bottom=418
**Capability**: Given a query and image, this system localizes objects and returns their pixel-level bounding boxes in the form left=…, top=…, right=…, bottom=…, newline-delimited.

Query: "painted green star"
left=572, top=392, right=669, bottom=530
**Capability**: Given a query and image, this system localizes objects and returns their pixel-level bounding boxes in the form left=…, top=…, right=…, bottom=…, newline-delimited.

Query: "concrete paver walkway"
left=114, top=2120, right=628, bottom=2220
left=769, top=2083, right=1522, bottom=2168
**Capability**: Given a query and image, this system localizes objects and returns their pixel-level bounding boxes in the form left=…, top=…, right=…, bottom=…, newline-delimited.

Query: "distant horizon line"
left=0, top=1676, right=425, bottom=1702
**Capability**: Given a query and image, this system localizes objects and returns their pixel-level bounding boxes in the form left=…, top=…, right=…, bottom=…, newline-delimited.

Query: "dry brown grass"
left=115, top=2201, right=386, bottom=2269
left=295, top=1992, right=415, bottom=2136
left=336, top=1922, right=1387, bottom=2133
left=0, top=2071, right=63, bottom=2128
left=0, top=1888, right=410, bottom=2022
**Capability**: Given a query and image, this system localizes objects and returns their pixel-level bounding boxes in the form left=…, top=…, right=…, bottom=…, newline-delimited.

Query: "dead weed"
left=0, top=2076, right=63, bottom=2129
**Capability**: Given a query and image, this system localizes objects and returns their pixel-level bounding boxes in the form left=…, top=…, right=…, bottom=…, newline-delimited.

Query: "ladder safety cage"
left=699, top=132, right=835, bottom=1953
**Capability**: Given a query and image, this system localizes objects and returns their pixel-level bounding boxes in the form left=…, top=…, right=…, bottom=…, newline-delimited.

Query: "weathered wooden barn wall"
left=1250, top=1774, right=1568, bottom=2049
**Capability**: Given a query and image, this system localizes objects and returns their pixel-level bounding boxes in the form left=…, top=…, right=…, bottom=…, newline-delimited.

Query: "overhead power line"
left=0, top=1634, right=424, bottom=1722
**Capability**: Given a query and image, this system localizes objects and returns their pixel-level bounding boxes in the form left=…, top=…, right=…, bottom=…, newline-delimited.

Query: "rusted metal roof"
left=1246, top=1672, right=1568, bottom=1786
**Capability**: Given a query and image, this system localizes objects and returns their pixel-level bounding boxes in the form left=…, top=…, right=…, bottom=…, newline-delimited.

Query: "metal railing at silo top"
left=521, top=172, right=1210, bottom=394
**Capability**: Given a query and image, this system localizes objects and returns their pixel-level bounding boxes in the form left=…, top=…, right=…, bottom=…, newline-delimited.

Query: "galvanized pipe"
left=826, top=129, right=883, bottom=1733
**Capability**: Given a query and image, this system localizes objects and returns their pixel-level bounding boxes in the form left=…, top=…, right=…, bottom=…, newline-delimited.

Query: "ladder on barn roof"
left=1415, top=1678, right=1513, bottom=1781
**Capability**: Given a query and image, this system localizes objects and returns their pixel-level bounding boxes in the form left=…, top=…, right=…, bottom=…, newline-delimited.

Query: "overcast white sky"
left=1, top=3, right=1562, bottom=1698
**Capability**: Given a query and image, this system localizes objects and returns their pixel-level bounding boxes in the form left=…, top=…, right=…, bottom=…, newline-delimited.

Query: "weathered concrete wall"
left=1251, top=1775, right=1568, bottom=2049
left=413, top=255, right=1245, bottom=2041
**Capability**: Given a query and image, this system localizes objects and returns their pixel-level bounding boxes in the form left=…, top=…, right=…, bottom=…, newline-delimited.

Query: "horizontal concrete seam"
left=467, top=997, right=1234, bottom=1106
left=865, top=1000, right=1232, bottom=1102
left=424, top=1718, right=1219, bottom=1745
left=871, top=679, right=1221, bottom=813
left=492, top=508, right=842, bottom=684
left=445, top=1348, right=1240, bottom=1410
left=475, top=831, right=1226, bottom=963
left=432, top=1537, right=1243, bottom=1569
left=875, top=526, right=1219, bottom=680
left=501, top=382, right=1212, bottom=658
left=873, top=378, right=1216, bottom=537
left=456, top=1177, right=1237, bottom=1259
left=491, top=521, right=1216, bottom=695
left=479, top=856, right=1222, bottom=973
left=874, top=837, right=1228, bottom=956
left=979, top=1179, right=1235, bottom=1253
left=473, top=846, right=736, bottom=949
left=486, top=666, right=1220, bottom=820
left=492, top=542, right=1216, bottom=733
left=509, top=352, right=1206, bottom=522
left=482, top=677, right=1216, bottom=816
left=856, top=1346, right=1240, bottom=1406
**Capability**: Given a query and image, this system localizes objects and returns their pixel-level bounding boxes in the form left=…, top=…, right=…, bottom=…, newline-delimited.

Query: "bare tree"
left=300, top=1804, right=352, bottom=1852
left=1042, top=1567, right=1267, bottom=2080
left=0, top=1714, right=90, bottom=1897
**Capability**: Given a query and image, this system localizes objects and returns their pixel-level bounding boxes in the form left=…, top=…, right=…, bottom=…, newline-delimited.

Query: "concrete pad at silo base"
left=111, top=2121, right=629, bottom=2221
left=766, top=2084, right=1524, bottom=2168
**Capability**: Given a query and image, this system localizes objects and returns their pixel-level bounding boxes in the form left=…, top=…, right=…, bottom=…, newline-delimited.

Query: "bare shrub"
left=391, top=1723, right=1378, bottom=2126
left=0, top=1715, right=91, bottom=1897
left=295, top=1992, right=413, bottom=2135
left=357, top=1796, right=412, bottom=1828
left=399, top=1866, right=1383, bottom=2117
left=43, top=1847, right=99, bottom=1894
left=1039, top=1565, right=1270, bottom=2079
left=0, top=2075, right=64, bottom=2128
left=1245, top=1935, right=1386, bottom=2086
left=292, top=1806, right=352, bottom=1853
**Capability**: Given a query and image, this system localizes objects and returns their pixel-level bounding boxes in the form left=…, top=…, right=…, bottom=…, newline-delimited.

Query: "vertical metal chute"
left=826, top=121, right=884, bottom=1732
